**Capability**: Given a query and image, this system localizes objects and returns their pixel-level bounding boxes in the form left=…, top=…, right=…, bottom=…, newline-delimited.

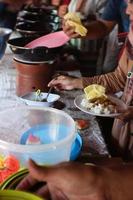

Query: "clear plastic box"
left=0, top=106, right=76, bottom=168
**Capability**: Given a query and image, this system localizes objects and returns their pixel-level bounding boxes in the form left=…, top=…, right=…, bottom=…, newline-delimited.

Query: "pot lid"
left=14, top=57, right=55, bottom=64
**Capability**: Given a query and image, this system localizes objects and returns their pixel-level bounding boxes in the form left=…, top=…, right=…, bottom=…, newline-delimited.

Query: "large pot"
left=14, top=59, right=55, bottom=96
left=15, top=5, right=61, bottom=37
left=15, top=22, right=53, bottom=37
left=8, top=37, right=63, bottom=63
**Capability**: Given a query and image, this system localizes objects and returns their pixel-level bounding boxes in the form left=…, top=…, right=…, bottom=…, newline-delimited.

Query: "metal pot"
left=17, top=10, right=42, bottom=23
left=8, top=37, right=63, bottom=63
left=15, top=22, right=52, bottom=37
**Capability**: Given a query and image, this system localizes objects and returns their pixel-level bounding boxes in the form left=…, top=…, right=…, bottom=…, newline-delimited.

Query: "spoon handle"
left=46, top=86, right=53, bottom=100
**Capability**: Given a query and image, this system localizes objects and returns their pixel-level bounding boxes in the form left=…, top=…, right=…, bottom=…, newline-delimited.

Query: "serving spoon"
left=41, top=86, right=53, bottom=102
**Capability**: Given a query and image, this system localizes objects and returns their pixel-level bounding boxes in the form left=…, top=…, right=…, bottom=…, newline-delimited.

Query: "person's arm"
left=63, top=0, right=118, bottom=39
left=82, top=48, right=130, bottom=93
left=48, top=75, right=83, bottom=90
left=117, top=106, right=133, bottom=122
left=63, top=18, right=116, bottom=39
left=85, top=19, right=116, bottom=39
left=48, top=48, right=130, bottom=92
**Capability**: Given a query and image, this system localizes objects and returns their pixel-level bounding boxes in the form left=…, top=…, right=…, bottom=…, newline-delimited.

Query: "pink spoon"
left=25, top=31, right=70, bottom=48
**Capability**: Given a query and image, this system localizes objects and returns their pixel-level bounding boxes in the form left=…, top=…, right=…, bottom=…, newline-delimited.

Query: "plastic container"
left=0, top=106, right=76, bottom=168
left=0, top=190, right=43, bottom=200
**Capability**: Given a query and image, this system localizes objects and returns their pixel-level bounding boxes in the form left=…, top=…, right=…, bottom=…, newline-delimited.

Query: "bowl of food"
left=20, top=90, right=60, bottom=107
left=74, top=84, right=127, bottom=117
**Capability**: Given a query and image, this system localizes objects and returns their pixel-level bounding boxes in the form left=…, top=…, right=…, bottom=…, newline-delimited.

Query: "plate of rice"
left=74, top=94, right=127, bottom=117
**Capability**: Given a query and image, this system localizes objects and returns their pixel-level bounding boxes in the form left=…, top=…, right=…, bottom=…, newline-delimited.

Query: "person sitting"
left=48, top=0, right=133, bottom=159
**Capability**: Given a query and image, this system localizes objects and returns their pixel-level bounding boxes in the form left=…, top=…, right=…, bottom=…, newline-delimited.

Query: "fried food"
left=82, top=84, right=117, bottom=114
left=84, top=84, right=106, bottom=100
left=64, top=12, right=87, bottom=36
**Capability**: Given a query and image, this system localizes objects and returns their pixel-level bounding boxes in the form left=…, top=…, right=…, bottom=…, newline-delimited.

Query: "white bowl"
left=20, top=92, right=60, bottom=107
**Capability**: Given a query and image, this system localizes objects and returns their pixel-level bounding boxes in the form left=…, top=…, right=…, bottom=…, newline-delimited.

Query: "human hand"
left=62, top=20, right=80, bottom=38
left=16, top=160, right=109, bottom=200
left=17, top=159, right=133, bottom=200
left=48, top=75, right=83, bottom=90
left=117, top=106, right=133, bottom=123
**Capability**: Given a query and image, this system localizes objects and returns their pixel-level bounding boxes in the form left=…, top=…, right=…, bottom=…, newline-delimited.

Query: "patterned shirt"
left=82, top=48, right=133, bottom=158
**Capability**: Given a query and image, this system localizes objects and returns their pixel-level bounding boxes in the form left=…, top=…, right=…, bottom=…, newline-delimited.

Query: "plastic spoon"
left=41, top=86, right=53, bottom=102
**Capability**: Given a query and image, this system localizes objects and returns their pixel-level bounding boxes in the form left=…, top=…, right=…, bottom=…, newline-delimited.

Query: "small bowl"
left=20, top=92, right=60, bottom=107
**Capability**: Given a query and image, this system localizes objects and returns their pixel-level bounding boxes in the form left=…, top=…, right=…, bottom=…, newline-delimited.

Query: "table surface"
left=0, top=51, right=109, bottom=162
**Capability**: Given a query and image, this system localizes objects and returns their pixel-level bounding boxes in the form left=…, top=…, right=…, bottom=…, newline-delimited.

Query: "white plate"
left=20, top=92, right=60, bottom=107
left=74, top=94, right=127, bottom=117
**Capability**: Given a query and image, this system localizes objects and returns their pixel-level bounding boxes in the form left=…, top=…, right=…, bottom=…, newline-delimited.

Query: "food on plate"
left=26, top=133, right=41, bottom=145
left=75, top=119, right=89, bottom=130
left=81, top=84, right=117, bottom=115
left=84, top=84, right=106, bottom=100
left=64, top=12, right=87, bottom=36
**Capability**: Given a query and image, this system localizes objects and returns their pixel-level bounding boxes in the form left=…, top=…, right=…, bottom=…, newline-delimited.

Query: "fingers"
left=16, top=160, right=48, bottom=191
left=16, top=173, right=38, bottom=191
left=28, top=160, right=73, bottom=184
left=49, top=186, right=69, bottom=200
left=116, top=107, right=133, bottom=123
left=28, top=159, right=61, bottom=183
left=35, top=184, right=51, bottom=199
left=35, top=184, right=68, bottom=200
left=48, top=76, right=66, bottom=88
left=117, top=112, right=131, bottom=123
left=28, top=159, right=49, bottom=182
left=62, top=22, right=79, bottom=38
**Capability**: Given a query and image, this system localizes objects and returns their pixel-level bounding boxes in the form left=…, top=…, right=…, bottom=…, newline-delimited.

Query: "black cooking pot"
left=15, top=22, right=53, bottom=37
left=8, top=37, right=63, bottom=63
left=23, top=4, right=44, bottom=13
left=17, top=10, right=42, bottom=22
